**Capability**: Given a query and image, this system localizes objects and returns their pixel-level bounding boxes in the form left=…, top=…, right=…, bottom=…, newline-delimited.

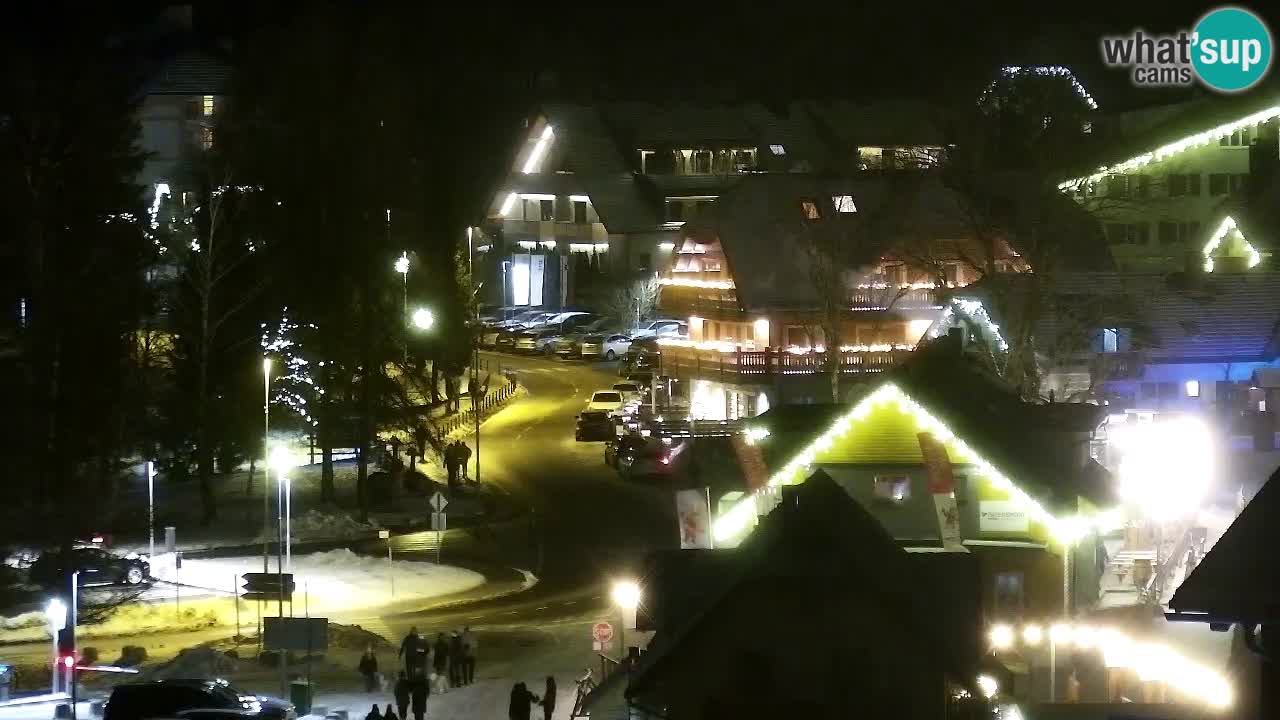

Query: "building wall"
left=1102, top=359, right=1280, bottom=412
left=137, top=94, right=217, bottom=189
left=1074, top=118, right=1273, bottom=272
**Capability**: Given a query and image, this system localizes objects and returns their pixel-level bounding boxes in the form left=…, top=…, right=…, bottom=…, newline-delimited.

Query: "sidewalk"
left=307, top=677, right=577, bottom=720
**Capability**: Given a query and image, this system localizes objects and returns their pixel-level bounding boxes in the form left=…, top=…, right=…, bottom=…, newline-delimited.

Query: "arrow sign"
left=430, top=492, right=449, bottom=513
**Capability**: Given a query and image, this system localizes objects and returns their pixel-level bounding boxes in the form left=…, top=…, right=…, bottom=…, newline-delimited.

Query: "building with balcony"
left=475, top=100, right=950, bottom=311
left=651, top=173, right=1113, bottom=415
left=1060, top=92, right=1280, bottom=273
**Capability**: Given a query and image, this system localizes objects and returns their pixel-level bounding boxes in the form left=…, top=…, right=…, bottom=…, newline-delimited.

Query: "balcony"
left=850, top=285, right=938, bottom=310
left=1093, top=351, right=1145, bottom=380
left=658, top=342, right=914, bottom=382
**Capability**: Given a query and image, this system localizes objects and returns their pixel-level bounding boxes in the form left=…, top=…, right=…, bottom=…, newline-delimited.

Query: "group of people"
left=444, top=440, right=473, bottom=488
left=509, top=678, right=557, bottom=720
left=358, top=626, right=479, bottom=720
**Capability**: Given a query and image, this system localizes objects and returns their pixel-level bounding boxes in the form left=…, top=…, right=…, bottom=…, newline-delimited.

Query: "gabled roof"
left=143, top=49, right=230, bottom=95
left=1169, top=466, right=1280, bottom=624
left=629, top=471, right=979, bottom=700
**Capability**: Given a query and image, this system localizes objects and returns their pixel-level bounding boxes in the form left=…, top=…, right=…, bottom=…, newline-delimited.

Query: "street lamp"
left=262, top=357, right=272, bottom=573
left=611, top=579, right=642, bottom=660
left=411, top=307, right=435, bottom=331
left=268, top=446, right=297, bottom=571
left=45, top=599, right=66, bottom=694
left=396, top=252, right=410, bottom=363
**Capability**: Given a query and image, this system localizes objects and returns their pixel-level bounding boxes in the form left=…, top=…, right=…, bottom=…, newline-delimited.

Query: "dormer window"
left=801, top=200, right=821, bottom=220
left=769, top=144, right=786, bottom=155
left=832, top=195, right=857, bottom=213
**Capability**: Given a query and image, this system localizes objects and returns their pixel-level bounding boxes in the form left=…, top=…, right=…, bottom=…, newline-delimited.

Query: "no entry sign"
left=592, top=621, right=614, bottom=644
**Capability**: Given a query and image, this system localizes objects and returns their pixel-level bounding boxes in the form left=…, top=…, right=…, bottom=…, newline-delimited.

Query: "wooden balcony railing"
left=660, top=345, right=914, bottom=381
left=850, top=286, right=938, bottom=309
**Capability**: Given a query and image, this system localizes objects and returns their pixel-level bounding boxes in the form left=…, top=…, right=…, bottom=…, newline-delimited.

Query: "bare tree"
left=605, top=276, right=662, bottom=329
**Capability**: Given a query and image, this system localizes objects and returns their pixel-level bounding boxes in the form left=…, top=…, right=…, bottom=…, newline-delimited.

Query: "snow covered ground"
left=0, top=551, right=485, bottom=643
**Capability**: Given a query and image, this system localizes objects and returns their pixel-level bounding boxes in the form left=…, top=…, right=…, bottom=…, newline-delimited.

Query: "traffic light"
left=241, top=573, right=295, bottom=602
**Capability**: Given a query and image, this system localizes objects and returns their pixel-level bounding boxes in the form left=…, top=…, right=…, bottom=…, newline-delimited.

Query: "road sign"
left=378, top=529, right=391, bottom=539
left=431, top=512, right=447, bottom=531
left=430, top=492, right=449, bottom=512
left=264, top=617, right=328, bottom=652
left=592, top=622, right=614, bottom=644
left=242, top=573, right=295, bottom=602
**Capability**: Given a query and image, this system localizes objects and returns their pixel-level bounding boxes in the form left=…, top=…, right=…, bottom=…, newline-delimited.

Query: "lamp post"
left=146, top=461, right=156, bottom=562
left=269, top=446, right=296, bottom=573
left=45, top=599, right=66, bottom=695
left=262, top=357, right=272, bottom=573
left=396, top=252, right=410, bottom=363
left=468, top=226, right=481, bottom=487
left=610, top=580, right=642, bottom=661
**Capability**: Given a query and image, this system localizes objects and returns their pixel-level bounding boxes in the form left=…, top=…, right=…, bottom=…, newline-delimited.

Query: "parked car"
left=586, top=390, right=627, bottom=416
left=104, top=679, right=294, bottom=720
left=554, top=318, right=615, bottom=358
left=512, top=328, right=557, bottom=354
left=581, top=333, right=633, bottom=361
left=575, top=410, right=615, bottom=441
left=612, top=382, right=645, bottom=403
left=28, top=546, right=150, bottom=588
left=487, top=309, right=545, bottom=330
left=494, top=328, right=522, bottom=352
left=629, top=319, right=686, bottom=339
left=624, top=437, right=688, bottom=480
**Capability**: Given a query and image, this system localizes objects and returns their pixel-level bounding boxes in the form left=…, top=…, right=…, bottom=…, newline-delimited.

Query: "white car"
left=580, top=333, right=633, bottom=361
left=629, top=320, right=686, bottom=339
left=587, top=390, right=626, bottom=416
left=612, top=382, right=645, bottom=403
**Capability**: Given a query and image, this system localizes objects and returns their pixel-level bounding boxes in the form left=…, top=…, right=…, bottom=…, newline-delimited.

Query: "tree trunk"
left=196, top=268, right=216, bottom=525
left=245, top=457, right=256, bottom=496
left=319, top=400, right=336, bottom=502
left=356, top=225, right=373, bottom=522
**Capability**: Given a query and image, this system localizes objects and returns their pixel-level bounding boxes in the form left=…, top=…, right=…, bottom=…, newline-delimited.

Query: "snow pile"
left=0, top=610, right=44, bottom=631
left=142, top=646, right=237, bottom=681
left=174, top=549, right=484, bottom=613
left=254, top=509, right=381, bottom=543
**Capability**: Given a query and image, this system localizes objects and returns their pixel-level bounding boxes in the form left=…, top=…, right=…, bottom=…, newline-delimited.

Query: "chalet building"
left=654, top=173, right=1109, bottom=416
left=714, top=337, right=1115, bottom=622
left=1060, top=91, right=1280, bottom=273
left=473, top=100, right=947, bottom=310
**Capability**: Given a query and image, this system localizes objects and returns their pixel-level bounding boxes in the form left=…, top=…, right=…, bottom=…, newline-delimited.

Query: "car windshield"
left=592, top=392, right=622, bottom=403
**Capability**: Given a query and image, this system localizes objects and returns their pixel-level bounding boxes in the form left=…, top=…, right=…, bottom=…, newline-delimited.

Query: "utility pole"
left=469, top=227, right=480, bottom=486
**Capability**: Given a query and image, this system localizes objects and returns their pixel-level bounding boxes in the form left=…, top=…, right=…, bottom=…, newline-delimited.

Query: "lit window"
left=769, top=144, right=786, bottom=155
left=874, top=475, right=911, bottom=503
left=202, top=95, right=215, bottom=116
left=200, top=127, right=214, bottom=150
left=832, top=195, right=857, bottom=213
left=1185, top=380, right=1200, bottom=398
left=1102, top=328, right=1118, bottom=353
left=801, top=201, right=821, bottom=220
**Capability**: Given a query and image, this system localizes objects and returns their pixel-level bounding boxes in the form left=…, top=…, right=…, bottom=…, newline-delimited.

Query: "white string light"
left=657, top=277, right=735, bottom=290
left=980, top=65, right=1099, bottom=111
left=1202, top=216, right=1263, bottom=272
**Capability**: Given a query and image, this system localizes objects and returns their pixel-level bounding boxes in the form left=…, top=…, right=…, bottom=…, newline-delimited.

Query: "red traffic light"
left=61, top=655, right=75, bottom=668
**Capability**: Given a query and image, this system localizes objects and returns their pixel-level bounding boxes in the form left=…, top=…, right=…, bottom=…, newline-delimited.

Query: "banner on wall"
left=918, top=432, right=966, bottom=552
left=979, top=501, right=1030, bottom=533
left=675, top=488, right=713, bottom=549
left=529, top=254, right=546, bottom=307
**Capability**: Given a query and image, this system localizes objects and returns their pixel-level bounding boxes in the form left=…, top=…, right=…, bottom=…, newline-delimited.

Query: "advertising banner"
left=918, top=432, right=965, bottom=551
left=675, top=488, right=713, bottom=549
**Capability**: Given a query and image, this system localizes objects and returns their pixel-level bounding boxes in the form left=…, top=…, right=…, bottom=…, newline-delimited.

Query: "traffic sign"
left=430, top=492, right=449, bottom=512
left=592, top=622, right=614, bottom=644
left=431, top=512, right=447, bottom=531
left=378, top=529, right=391, bottom=539
left=242, top=572, right=295, bottom=602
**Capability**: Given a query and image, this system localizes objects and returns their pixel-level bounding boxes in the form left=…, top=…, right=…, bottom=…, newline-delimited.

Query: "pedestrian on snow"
left=382, top=705, right=398, bottom=720
left=410, top=670, right=429, bottom=720
left=460, top=442, right=473, bottom=482
left=448, top=631, right=465, bottom=687
left=444, top=442, right=458, bottom=487
left=358, top=644, right=379, bottom=692
left=461, top=625, right=477, bottom=685
left=399, top=627, right=426, bottom=674
left=394, top=670, right=411, bottom=720
left=365, top=705, right=382, bottom=720
left=542, top=676, right=557, bottom=720
left=509, top=682, right=538, bottom=720
left=432, top=633, right=450, bottom=692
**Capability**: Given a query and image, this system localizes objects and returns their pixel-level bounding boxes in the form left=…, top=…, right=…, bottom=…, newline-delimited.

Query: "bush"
left=115, top=646, right=147, bottom=667
left=80, top=647, right=100, bottom=665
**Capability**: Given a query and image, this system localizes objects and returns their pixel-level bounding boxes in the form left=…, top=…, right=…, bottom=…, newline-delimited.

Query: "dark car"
left=104, top=679, right=294, bottom=720
left=575, top=411, right=615, bottom=441
left=494, top=328, right=521, bottom=352
left=604, top=435, right=646, bottom=470
left=28, top=547, right=150, bottom=588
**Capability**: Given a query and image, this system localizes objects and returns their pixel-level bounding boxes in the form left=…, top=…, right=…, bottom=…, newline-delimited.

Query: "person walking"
left=432, top=633, right=450, bottom=693
left=394, top=670, right=411, bottom=720
left=444, top=442, right=459, bottom=488
left=399, top=627, right=425, bottom=675
left=448, top=631, right=465, bottom=687
left=541, top=676, right=557, bottom=720
left=358, top=645, right=379, bottom=693
left=460, top=442, right=473, bottom=483
left=383, top=704, right=398, bottom=720
left=364, top=705, right=382, bottom=720
left=410, top=670, right=429, bottom=720
left=461, top=626, right=477, bottom=685
left=509, top=682, right=538, bottom=720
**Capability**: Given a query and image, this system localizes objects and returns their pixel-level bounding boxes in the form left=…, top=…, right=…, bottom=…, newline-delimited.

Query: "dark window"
left=873, top=475, right=911, bottom=503
left=1168, top=174, right=1187, bottom=196
left=573, top=200, right=588, bottom=224
left=1158, top=382, right=1178, bottom=403
left=696, top=200, right=714, bottom=217
left=1107, top=174, right=1129, bottom=198
left=693, top=151, right=712, bottom=174
left=1231, top=174, right=1249, bottom=193
left=666, top=201, right=684, bottom=222
left=1188, top=173, right=1201, bottom=195
left=1209, top=173, right=1229, bottom=195
left=993, top=572, right=1025, bottom=615
left=638, top=252, right=651, bottom=271
left=1136, top=175, right=1151, bottom=199
left=555, top=197, right=571, bottom=222
left=1158, top=221, right=1176, bottom=245
left=1140, top=382, right=1160, bottom=401
left=540, top=200, right=554, bottom=221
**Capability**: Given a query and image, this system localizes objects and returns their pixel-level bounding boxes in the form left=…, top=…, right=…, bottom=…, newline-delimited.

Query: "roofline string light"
left=521, top=125, right=555, bottom=174
left=710, top=382, right=1122, bottom=544
left=980, top=65, right=1099, bottom=111
left=925, top=298, right=1011, bottom=353
left=657, top=278, right=735, bottom=290
left=657, top=337, right=913, bottom=355
left=1202, top=216, right=1262, bottom=272
left=1059, top=105, right=1280, bottom=190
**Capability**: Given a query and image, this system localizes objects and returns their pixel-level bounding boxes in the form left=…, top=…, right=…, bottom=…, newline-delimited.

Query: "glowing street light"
left=411, top=307, right=435, bottom=331
left=989, top=623, right=1014, bottom=650
left=268, top=446, right=298, bottom=570
left=611, top=579, right=642, bottom=659
left=262, top=357, right=272, bottom=572
left=394, top=252, right=410, bottom=276
left=1022, top=624, right=1043, bottom=646
left=1116, top=415, right=1214, bottom=522
left=45, top=599, right=67, bottom=694
left=976, top=674, right=999, bottom=699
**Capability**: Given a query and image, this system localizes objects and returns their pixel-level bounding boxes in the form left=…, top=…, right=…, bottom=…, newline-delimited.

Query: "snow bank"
left=169, top=549, right=484, bottom=613
left=253, top=509, right=381, bottom=543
